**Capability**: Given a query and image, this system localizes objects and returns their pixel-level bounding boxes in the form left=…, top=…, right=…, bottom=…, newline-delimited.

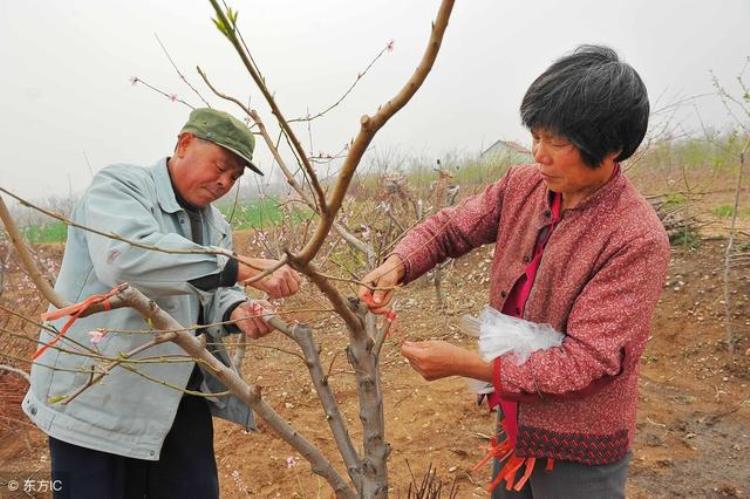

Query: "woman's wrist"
left=458, top=349, right=494, bottom=382
left=385, top=254, right=406, bottom=283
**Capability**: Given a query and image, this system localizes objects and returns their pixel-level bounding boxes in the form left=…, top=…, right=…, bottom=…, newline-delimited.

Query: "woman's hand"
left=238, top=257, right=301, bottom=299
left=358, top=255, right=405, bottom=314
left=401, top=340, right=493, bottom=382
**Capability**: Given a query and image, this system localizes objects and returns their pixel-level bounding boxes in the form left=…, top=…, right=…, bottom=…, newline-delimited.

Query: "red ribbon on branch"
left=33, top=288, right=118, bottom=360
left=360, top=295, right=399, bottom=339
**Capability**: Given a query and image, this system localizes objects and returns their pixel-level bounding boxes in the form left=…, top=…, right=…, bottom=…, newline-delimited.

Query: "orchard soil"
left=0, top=238, right=748, bottom=498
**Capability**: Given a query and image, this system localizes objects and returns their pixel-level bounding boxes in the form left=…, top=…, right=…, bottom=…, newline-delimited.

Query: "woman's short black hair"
left=520, top=45, right=649, bottom=168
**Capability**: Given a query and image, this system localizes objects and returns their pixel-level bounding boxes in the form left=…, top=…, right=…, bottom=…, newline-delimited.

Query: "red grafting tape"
left=34, top=287, right=119, bottom=360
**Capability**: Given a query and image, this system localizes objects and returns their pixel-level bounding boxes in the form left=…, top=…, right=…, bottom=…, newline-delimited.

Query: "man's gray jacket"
left=22, top=158, right=254, bottom=460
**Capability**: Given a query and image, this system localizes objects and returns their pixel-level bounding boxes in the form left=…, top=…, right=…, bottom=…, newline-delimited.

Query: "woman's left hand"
left=401, top=340, right=489, bottom=381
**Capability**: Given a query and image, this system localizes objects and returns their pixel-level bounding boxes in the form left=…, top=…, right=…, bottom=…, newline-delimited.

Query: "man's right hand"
left=230, top=300, right=274, bottom=339
left=237, top=257, right=301, bottom=299
left=357, top=255, right=405, bottom=315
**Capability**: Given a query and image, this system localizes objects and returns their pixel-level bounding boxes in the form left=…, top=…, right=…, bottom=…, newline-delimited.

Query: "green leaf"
left=227, top=7, right=239, bottom=26
left=212, top=16, right=230, bottom=38
left=47, top=395, right=66, bottom=404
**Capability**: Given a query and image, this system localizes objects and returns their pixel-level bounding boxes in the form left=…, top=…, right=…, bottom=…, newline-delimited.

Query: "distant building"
left=481, top=139, right=533, bottom=164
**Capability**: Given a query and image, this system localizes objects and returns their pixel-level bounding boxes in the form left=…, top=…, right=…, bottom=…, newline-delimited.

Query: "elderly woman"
left=359, top=45, right=670, bottom=498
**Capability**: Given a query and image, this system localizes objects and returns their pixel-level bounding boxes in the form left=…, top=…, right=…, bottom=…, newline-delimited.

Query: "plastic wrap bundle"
left=462, top=306, right=564, bottom=394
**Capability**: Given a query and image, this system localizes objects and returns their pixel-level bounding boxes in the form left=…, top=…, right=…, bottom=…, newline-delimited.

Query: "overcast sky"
left=1, top=0, right=748, bottom=201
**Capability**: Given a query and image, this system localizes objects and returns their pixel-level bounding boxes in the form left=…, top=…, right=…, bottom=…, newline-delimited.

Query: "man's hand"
left=400, top=340, right=492, bottom=382
left=237, top=257, right=301, bottom=299
left=230, top=300, right=275, bottom=339
left=358, top=255, right=405, bottom=315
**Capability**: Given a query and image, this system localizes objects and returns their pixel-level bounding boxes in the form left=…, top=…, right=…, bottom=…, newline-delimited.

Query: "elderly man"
left=23, top=108, right=299, bottom=498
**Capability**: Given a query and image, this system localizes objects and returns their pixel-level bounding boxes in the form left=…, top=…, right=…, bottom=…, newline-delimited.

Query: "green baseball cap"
left=180, top=108, right=263, bottom=176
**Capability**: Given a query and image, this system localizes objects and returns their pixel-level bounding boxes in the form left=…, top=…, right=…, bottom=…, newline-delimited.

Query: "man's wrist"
left=237, top=258, right=262, bottom=283
left=223, top=300, right=247, bottom=333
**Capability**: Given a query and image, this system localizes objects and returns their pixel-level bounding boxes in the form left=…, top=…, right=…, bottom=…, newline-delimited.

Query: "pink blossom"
left=286, top=456, right=298, bottom=468
left=386, top=39, right=395, bottom=52
left=88, top=329, right=106, bottom=345
left=129, top=76, right=139, bottom=86
left=168, top=94, right=178, bottom=102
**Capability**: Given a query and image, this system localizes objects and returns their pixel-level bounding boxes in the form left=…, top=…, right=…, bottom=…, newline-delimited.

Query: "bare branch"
left=209, top=0, right=328, bottom=213
left=0, top=187, right=269, bottom=278
left=0, top=194, right=66, bottom=308
left=0, top=364, right=29, bottom=383
left=197, top=66, right=254, bottom=120
left=198, top=66, right=330, bottom=221
left=241, top=254, right=288, bottom=285
left=226, top=177, right=242, bottom=225
left=128, top=286, right=355, bottom=497
left=129, top=76, right=195, bottom=110
left=347, top=301, right=389, bottom=497
left=289, top=40, right=394, bottom=124
left=711, top=70, right=750, bottom=132
left=289, top=255, right=363, bottom=339
left=373, top=306, right=397, bottom=358
left=230, top=334, right=248, bottom=373
left=154, top=33, right=212, bottom=108
left=723, top=139, right=750, bottom=356
left=296, top=0, right=456, bottom=264
left=292, top=324, right=362, bottom=488
left=62, top=332, right=178, bottom=404
left=197, top=68, right=377, bottom=262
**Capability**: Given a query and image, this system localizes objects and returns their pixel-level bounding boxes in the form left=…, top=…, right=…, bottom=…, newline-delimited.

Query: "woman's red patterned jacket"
left=392, top=164, right=670, bottom=464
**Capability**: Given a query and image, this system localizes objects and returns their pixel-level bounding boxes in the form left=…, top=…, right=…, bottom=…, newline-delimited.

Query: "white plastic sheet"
left=462, top=306, right=564, bottom=393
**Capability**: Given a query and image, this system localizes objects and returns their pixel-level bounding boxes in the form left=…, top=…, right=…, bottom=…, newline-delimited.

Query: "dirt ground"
left=1, top=237, right=749, bottom=498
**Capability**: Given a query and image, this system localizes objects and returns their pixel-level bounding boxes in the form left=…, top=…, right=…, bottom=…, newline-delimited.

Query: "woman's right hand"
left=358, top=255, right=405, bottom=315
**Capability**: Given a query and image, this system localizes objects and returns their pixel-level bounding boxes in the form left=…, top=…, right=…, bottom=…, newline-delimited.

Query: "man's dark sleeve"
left=188, top=258, right=238, bottom=291
left=222, top=300, right=245, bottom=334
